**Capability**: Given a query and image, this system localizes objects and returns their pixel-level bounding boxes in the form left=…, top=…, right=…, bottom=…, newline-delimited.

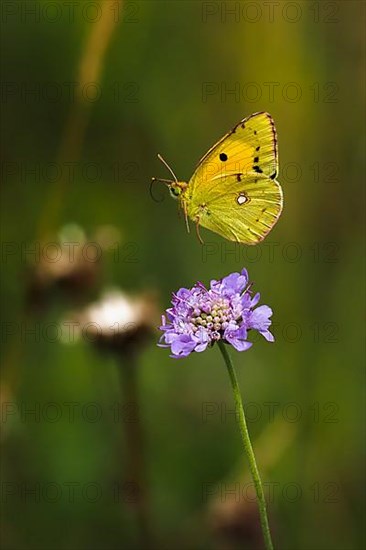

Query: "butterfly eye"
left=169, top=186, right=181, bottom=199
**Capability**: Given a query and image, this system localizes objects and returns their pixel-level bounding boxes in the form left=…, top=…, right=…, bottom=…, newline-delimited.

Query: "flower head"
left=159, top=269, right=274, bottom=358
left=65, top=288, right=159, bottom=355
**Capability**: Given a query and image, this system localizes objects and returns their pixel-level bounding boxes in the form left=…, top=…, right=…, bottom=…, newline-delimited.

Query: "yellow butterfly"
left=152, top=112, right=283, bottom=244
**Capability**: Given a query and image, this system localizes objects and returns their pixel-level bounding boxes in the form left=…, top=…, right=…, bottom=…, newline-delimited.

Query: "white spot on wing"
left=237, top=193, right=248, bottom=205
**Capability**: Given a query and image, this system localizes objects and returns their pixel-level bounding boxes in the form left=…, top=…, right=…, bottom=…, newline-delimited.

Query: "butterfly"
left=152, top=112, right=283, bottom=244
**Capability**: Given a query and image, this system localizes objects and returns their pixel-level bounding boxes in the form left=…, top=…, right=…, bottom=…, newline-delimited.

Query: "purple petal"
left=213, top=270, right=249, bottom=297
left=174, top=288, right=191, bottom=300
left=240, top=268, right=249, bottom=281
left=163, top=331, right=179, bottom=344
left=248, top=305, right=274, bottom=342
left=232, top=340, right=253, bottom=352
left=250, top=292, right=261, bottom=307
left=260, top=329, right=275, bottom=343
left=224, top=324, right=252, bottom=352
left=249, top=305, right=272, bottom=326
left=192, top=327, right=210, bottom=352
left=170, top=334, right=196, bottom=358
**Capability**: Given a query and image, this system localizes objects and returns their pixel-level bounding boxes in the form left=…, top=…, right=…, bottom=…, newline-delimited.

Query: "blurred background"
left=1, top=1, right=365, bottom=549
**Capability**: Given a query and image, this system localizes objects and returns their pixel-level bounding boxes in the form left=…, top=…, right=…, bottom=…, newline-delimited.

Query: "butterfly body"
left=156, top=112, right=283, bottom=245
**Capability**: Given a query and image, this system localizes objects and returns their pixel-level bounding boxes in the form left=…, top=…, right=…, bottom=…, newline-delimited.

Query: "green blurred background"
left=1, top=1, right=365, bottom=549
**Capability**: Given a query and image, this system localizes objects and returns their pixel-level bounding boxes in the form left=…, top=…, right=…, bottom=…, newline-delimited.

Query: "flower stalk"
left=158, top=268, right=276, bottom=547
left=117, top=354, right=151, bottom=548
left=218, top=340, right=274, bottom=550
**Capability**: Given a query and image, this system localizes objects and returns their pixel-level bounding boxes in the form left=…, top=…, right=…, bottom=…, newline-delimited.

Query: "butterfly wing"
left=188, top=111, right=278, bottom=197
left=186, top=172, right=283, bottom=244
left=184, top=112, right=281, bottom=244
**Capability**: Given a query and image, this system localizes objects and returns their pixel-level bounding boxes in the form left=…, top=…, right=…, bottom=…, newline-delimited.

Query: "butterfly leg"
left=195, top=218, right=204, bottom=245
left=182, top=200, right=190, bottom=234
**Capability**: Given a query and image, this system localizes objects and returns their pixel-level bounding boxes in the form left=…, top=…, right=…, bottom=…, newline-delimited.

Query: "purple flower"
left=159, top=268, right=274, bottom=358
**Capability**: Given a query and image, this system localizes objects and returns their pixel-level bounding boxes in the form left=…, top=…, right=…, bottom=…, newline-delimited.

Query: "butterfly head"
left=152, top=154, right=191, bottom=235
left=153, top=154, right=188, bottom=201
left=169, top=181, right=188, bottom=200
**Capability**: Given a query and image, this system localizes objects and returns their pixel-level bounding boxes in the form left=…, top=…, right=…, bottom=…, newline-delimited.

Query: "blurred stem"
left=218, top=341, right=274, bottom=550
left=117, top=353, right=151, bottom=548
left=37, top=0, right=123, bottom=238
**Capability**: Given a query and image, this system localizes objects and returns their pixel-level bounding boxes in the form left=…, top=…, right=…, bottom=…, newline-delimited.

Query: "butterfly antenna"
left=157, top=153, right=178, bottom=182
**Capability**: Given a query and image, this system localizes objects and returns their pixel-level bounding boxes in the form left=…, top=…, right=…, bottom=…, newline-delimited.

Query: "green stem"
left=218, top=340, right=274, bottom=550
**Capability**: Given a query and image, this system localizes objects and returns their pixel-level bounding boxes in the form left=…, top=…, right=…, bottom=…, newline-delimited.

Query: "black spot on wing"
left=219, top=153, right=228, bottom=161
left=254, top=156, right=259, bottom=163
left=253, top=166, right=263, bottom=174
